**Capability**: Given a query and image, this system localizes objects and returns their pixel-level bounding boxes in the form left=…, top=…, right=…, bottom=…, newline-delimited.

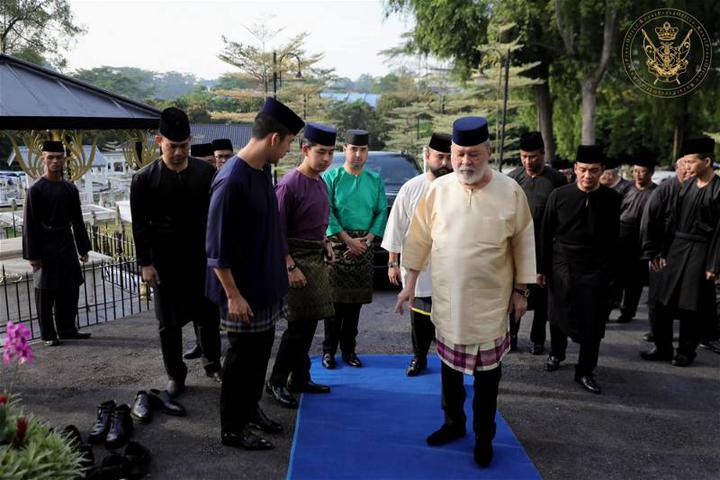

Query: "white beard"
left=457, top=164, right=487, bottom=185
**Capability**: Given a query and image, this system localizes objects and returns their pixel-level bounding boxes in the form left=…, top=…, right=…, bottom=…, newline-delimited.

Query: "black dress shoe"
left=88, top=400, right=116, bottom=444
left=530, top=343, right=545, bottom=355
left=221, top=428, right=273, bottom=450
left=166, top=378, right=186, bottom=398
left=474, top=438, right=494, bottom=467
left=131, top=391, right=152, bottom=424
left=640, top=347, right=673, bottom=361
left=44, top=338, right=61, bottom=347
left=206, top=370, right=222, bottom=384
left=288, top=379, right=331, bottom=394
left=61, top=425, right=95, bottom=469
left=322, top=353, right=336, bottom=369
left=544, top=355, right=563, bottom=372
left=183, top=343, right=202, bottom=360
left=672, top=353, right=695, bottom=367
left=342, top=352, right=363, bottom=367
left=642, top=332, right=654, bottom=342
left=406, top=357, right=426, bottom=377
left=427, top=424, right=466, bottom=446
left=574, top=374, right=601, bottom=394
left=148, top=389, right=186, bottom=416
left=248, top=407, right=283, bottom=434
left=124, top=441, right=152, bottom=480
left=265, top=381, right=298, bottom=408
left=58, top=331, right=91, bottom=340
left=105, top=404, right=134, bottom=449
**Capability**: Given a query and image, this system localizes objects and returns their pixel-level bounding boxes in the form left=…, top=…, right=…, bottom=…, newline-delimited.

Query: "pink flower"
left=1, top=320, right=33, bottom=366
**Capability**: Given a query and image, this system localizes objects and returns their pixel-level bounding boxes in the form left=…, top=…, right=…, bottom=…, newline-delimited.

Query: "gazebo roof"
left=0, top=54, right=161, bottom=130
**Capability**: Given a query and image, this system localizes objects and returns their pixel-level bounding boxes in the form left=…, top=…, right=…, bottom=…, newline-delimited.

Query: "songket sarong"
left=328, top=230, right=374, bottom=304
left=286, top=238, right=335, bottom=321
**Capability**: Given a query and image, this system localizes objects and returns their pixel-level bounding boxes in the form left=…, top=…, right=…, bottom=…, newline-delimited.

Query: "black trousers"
left=35, top=287, right=80, bottom=341
left=509, top=285, right=548, bottom=345
left=159, top=301, right=221, bottom=381
left=549, top=324, right=601, bottom=377
left=270, top=319, right=320, bottom=386
left=652, top=303, right=702, bottom=357
left=619, top=260, right=647, bottom=319
left=411, top=309, right=435, bottom=359
left=220, top=327, right=275, bottom=433
left=323, top=302, right=362, bottom=355
left=441, top=361, right=501, bottom=442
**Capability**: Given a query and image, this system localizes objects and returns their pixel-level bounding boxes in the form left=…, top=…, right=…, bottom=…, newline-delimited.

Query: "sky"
left=66, top=0, right=413, bottom=80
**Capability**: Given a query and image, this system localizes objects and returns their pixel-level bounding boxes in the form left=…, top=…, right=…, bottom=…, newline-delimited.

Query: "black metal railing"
left=1, top=259, right=152, bottom=341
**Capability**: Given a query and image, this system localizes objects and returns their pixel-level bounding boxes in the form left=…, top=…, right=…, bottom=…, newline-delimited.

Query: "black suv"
left=330, top=151, right=422, bottom=283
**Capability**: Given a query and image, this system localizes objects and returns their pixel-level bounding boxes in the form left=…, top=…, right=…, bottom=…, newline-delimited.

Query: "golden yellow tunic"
left=402, top=170, right=536, bottom=345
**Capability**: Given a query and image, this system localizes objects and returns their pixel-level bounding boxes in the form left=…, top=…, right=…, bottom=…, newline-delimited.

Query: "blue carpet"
left=288, top=355, right=540, bottom=480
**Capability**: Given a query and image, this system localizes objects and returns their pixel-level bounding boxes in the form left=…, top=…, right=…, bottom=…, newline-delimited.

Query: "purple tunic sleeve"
left=206, top=175, right=239, bottom=269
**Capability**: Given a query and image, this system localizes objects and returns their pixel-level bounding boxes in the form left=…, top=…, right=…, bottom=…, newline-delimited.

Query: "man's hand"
left=508, top=291, right=528, bottom=320
left=324, top=241, right=336, bottom=264
left=28, top=259, right=42, bottom=271
left=537, top=274, right=546, bottom=288
left=388, top=266, right=401, bottom=286
left=706, top=271, right=717, bottom=282
left=394, top=286, right=415, bottom=315
left=141, top=265, right=161, bottom=289
left=79, top=254, right=89, bottom=263
left=289, top=267, right=307, bottom=288
left=227, top=292, right=254, bottom=324
left=344, top=237, right=368, bottom=257
left=649, top=257, right=667, bottom=272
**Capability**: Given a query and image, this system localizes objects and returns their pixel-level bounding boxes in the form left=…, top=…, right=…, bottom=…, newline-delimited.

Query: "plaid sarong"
left=328, top=230, right=374, bottom=304
left=436, top=331, right=510, bottom=374
left=221, top=300, right=287, bottom=333
left=286, top=238, right=335, bottom=322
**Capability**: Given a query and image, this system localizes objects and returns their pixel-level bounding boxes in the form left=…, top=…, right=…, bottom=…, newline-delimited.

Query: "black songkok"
left=452, top=117, right=489, bottom=147
left=680, top=136, right=715, bottom=157
left=519, top=131, right=544, bottom=152
left=261, top=97, right=304, bottom=135
left=575, top=145, right=606, bottom=165
left=212, top=138, right=233, bottom=151
left=159, top=107, right=191, bottom=142
left=428, top=133, right=451, bottom=153
left=304, top=123, right=337, bottom=146
left=345, top=129, right=369, bottom=146
left=191, top=143, right=214, bottom=157
left=41, top=140, right=64, bottom=153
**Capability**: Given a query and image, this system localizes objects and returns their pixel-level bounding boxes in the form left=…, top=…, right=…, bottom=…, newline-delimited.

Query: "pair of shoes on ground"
left=640, top=347, right=696, bottom=366
left=265, top=377, right=331, bottom=408
left=86, top=441, right=151, bottom=480
left=426, top=424, right=493, bottom=467
left=544, top=356, right=601, bottom=393
left=221, top=407, right=283, bottom=451
left=131, top=389, right=186, bottom=423
left=87, top=400, right=134, bottom=449
left=321, top=352, right=362, bottom=369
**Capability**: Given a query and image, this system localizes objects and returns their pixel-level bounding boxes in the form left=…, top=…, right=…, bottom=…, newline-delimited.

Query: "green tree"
left=73, top=66, right=157, bottom=100
left=0, top=0, right=85, bottom=68
left=325, top=100, right=390, bottom=150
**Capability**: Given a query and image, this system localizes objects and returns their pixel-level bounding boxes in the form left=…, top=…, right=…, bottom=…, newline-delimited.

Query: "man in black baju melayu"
left=130, top=107, right=222, bottom=398
left=641, top=136, right=720, bottom=366
left=507, top=132, right=566, bottom=354
left=540, top=145, right=621, bottom=394
left=23, top=140, right=92, bottom=346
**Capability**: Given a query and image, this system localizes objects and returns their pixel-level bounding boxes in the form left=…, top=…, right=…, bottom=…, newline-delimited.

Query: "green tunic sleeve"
left=323, top=168, right=343, bottom=236
left=369, top=172, right=388, bottom=238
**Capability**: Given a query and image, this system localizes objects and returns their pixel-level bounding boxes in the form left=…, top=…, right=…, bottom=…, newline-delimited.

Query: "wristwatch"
left=287, top=264, right=297, bottom=272
left=513, top=287, right=530, bottom=298
left=387, top=261, right=399, bottom=268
